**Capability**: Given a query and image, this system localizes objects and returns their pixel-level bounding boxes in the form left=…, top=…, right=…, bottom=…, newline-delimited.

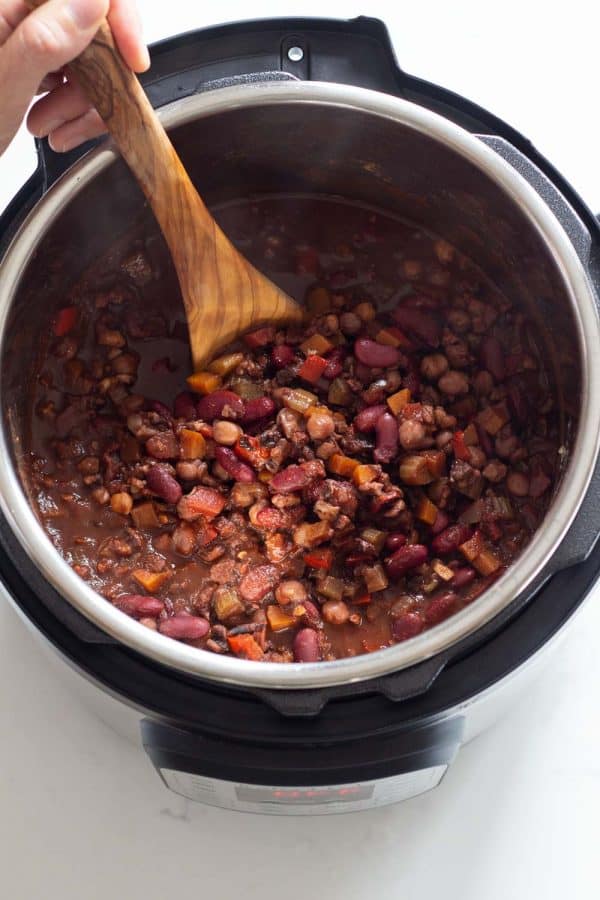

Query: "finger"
left=28, top=77, right=88, bottom=135
left=36, top=71, right=64, bottom=94
left=0, top=1, right=27, bottom=44
left=48, top=106, right=106, bottom=152
left=107, top=0, right=149, bottom=72
left=0, top=0, right=108, bottom=152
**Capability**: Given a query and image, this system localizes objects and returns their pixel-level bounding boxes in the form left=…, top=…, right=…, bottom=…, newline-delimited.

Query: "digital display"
left=235, top=784, right=374, bottom=804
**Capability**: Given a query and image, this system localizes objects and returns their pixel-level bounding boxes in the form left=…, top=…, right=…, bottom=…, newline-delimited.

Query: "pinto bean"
left=146, top=431, right=179, bottom=459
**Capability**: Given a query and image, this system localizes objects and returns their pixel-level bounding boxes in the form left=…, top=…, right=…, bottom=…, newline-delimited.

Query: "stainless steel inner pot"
left=0, top=81, right=598, bottom=689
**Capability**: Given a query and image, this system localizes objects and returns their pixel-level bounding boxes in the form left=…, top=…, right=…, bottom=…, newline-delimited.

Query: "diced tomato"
left=304, top=548, right=334, bottom=570
left=53, top=306, right=77, bottom=336
left=234, top=435, right=269, bottom=468
left=452, top=430, right=471, bottom=461
left=196, top=524, right=218, bottom=546
left=298, top=354, right=329, bottom=385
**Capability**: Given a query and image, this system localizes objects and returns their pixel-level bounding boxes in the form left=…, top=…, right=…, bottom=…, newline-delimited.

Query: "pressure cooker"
left=0, top=16, right=599, bottom=814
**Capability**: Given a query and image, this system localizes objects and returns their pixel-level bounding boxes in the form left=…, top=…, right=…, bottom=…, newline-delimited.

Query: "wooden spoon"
left=25, top=3, right=304, bottom=370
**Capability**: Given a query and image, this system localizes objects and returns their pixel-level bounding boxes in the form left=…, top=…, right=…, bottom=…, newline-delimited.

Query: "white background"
left=1, top=1, right=599, bottom=898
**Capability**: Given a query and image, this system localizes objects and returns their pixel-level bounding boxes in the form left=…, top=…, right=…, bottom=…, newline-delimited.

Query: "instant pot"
left=1, top=16, right=599, bottom=814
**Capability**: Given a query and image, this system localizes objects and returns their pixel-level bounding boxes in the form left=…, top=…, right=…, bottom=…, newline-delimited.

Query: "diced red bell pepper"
left=354, top=592, right=372, bottom=606
left=234, top=435, right=269, bottom=469
left=452, top=430, right=471, bottom=461
left=298, top=354, right=329, bottom=385
left=53, top=306, right=77, bottom=336
left=304, top=548, right=334, bottom=570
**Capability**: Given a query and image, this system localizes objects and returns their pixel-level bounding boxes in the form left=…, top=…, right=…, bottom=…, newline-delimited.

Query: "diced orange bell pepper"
left=463, top=423, right=479, bottom=445
left=432, top=559, right=455, bottom=581
left=227, top=633, right=264, bottom=660
left=266, top=606, right=296, bottom=632
left=352, top=464, right=379, bottom=486
left=180, top=429, right=207, bottom=460
left=298, top=354, right=329, bottom=385
left=304, top=548, right=334, bottom=570
left=132, top=569, right=171, bottom=592
left=375, top=326, right=413, bottom=350
left=187, top=371, right=222, bottom=395
left=328, top=453, right=359, bottom=477
left=300, top=333, right=334, bottom=356
left=416, top=496, right=438, bottom=525
left=459, top=530, right=485, bottom=562
left=387, top=388, right=411, bottom=415
left=473, top=548, right=502, bottom=576
left=53, top=306, right=78, bottom=336
left=208, top=352, right=244, bottom=376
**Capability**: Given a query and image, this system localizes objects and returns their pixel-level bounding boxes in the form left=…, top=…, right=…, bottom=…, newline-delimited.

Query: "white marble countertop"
left=1, top=2, right=599, bottom=897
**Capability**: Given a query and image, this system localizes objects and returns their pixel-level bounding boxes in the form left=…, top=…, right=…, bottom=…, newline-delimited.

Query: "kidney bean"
left=450, top=567, right=476, bottom=589
left=271, top=344, right=295, bottom=369
left=431, top=523, right=473, bottom=555
left=159, top=613, right=210, bottom=640
left=151, top=400, right=173, bottom=422
left=293, top=627, right=320, bottom=662
left=431, top=510, right=449, bottom=535
left=146, top=464, right=182, bottom=504
left=385, top=532, right=407, bottom=552
left=270, top=464, right=309, bottom=494
left=322, top=347, right=346, bottom=380
left=354, top=404, right=386, bottom=433
left=479, top=336, right=506, bottom=382
left=242, top=396, right=276, bottom=424
left=393, top=307, right=441, bottom=347
left=115, top=594, right=164, bottom=619
left=374, top=412, right=399, bottom=463
left=431, top=523, right=473, bottom=553
left=215, top=446, right=256, bottom=483
left=385, top=544, right=428, bottom=578
left=425, top=591, right=458, bottom=625
left=197, top=390, right=245, bottom=421
left=404, top=366, right=421, bottom=396
left=299, top=599, right=321, bottom=627
left=392, top=611, right=425, bottom=641
left=354, top=337, right=401, bottom=368
left=173, top=391, right=197, bottom=419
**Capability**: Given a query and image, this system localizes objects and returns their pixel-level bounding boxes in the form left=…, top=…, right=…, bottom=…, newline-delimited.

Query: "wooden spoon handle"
left=24, top=1, right=303, bottom=369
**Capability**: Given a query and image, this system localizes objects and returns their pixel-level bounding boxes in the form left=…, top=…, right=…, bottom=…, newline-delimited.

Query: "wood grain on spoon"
left=25, top=2, right=304, bottom=370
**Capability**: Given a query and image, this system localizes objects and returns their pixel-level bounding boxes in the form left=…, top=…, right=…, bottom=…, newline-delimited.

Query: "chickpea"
left=339, top=311, right=362, bottom=335
left=307, top=411, right=335, bottom=441
left=276, top=580, right=308, bottom=606
left=322, top=599, right=350, bottom=625
left=110, top=492, right=133, bottom=515
left=420, top=353, right=449, bottom=381
left=438, top=370, right=469, bottom=395
left=506, top=471, right=530, bottom=496
left=398, top=419, right=426, bottom=450
left=213, top=420, right=243, bottom=446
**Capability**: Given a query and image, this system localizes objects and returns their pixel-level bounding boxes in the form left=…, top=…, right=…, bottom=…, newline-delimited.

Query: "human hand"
left=0, top=0, right=149, bottom=156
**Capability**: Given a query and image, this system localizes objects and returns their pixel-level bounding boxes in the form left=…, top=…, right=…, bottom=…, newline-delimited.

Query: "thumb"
left=0, top=0, right=108, bottom=154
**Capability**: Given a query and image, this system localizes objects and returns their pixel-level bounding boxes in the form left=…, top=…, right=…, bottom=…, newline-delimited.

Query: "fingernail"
left=140, top=45, right=151, bottom=71
left=66, top=0, right=107, bottom=30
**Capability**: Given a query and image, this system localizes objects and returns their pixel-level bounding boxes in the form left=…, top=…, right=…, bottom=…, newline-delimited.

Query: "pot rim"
left=0, top=80, right=598, bottom=689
